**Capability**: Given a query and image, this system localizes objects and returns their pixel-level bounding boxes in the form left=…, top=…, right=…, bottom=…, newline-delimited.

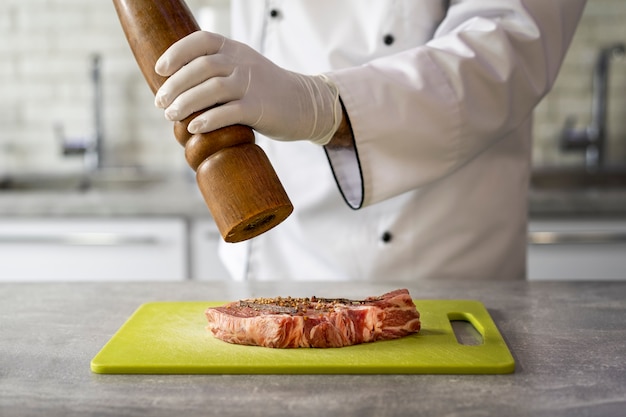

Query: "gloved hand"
left=154, top=31, right=342, bottom=145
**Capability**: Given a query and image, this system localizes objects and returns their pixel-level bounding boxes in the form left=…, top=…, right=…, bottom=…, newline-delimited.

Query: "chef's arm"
left=323, top=0, right=587, bottom=208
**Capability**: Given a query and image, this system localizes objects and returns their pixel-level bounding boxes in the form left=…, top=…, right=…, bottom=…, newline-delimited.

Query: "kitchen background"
left=0, top=0, right=624, bottom=173
left=0, top=0, right=625, bottom=281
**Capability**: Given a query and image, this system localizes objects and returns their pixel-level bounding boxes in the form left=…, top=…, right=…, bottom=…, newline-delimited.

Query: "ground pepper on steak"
left=237, top=296, right=378, bottom=315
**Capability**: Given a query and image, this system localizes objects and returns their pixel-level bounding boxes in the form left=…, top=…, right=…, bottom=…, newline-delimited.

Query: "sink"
left=0, top=168, right=169, bottom=192
left=531, top=167, right=626, bottom=190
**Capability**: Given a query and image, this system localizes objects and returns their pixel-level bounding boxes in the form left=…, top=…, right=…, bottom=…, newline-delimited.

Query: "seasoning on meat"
left=205, top=289, right=421, bottom=348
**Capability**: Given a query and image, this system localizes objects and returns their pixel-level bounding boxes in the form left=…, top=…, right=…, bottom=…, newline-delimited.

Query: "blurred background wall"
left=0, top=0, right=624, bottom=175
left=533, top=0, right=626, bottom=167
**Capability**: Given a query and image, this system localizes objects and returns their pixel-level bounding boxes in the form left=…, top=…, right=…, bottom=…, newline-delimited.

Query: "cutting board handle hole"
left=449, top=313, right=484, bottom=346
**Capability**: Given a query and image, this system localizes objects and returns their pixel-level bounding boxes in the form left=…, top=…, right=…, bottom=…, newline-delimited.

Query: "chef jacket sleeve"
left=324, top=0, right=586, bottom=209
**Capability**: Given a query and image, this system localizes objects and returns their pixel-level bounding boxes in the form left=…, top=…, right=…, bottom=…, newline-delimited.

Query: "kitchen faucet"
left=58, top=53, right=104, bottom=172
left=559, top=42, right=625, bottom=170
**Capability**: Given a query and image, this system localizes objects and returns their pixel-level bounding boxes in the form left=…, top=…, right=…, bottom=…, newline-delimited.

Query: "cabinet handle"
left=528, top=231, right=626, bottom=245
left=0, top=233, right=161, bottom=246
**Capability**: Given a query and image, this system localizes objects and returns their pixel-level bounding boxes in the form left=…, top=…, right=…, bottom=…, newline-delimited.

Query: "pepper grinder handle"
left=112, top=0, right=292, bottom=243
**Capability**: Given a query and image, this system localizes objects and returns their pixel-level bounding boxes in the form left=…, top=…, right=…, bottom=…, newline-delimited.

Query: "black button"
left=269, top=9, right=280, bottom=18
left=381, top=231, right=393, bottom=243
left=383, top=34, right=395, bottom=46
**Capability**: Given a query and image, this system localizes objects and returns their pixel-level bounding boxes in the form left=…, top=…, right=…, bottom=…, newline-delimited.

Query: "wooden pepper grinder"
left=112, top=0, right=293, bottom=243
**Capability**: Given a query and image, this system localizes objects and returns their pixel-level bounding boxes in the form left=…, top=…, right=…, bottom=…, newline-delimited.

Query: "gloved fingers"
left=155, top=30, right=226, bottom=77
left=163, top=73, right=248, bottom=122
left=187, top=100, right=251, bottom=134
left=155, top=53, right=234, bottom=109
left=154, top=30, right=340, bottom=143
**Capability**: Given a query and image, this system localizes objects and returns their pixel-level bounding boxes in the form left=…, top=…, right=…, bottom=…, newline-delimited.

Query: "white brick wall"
left=1, top=0, right=624, bottom=175
left=0, top=0, right=219, bottom=175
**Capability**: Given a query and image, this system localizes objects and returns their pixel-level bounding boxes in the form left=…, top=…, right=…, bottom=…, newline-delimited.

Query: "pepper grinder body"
left=112, top=0, right=293, bottom=242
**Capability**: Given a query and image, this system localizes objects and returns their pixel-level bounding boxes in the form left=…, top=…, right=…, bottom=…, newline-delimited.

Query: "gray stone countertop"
left=1, top=187, right=626, bottom=218
left=529, top=189, right=626, bottom=218
left=1, top=280, right=624, bottom=417
left=0, top=173, right=625, bottom=218
left=0, top=176, right=213, bottom=218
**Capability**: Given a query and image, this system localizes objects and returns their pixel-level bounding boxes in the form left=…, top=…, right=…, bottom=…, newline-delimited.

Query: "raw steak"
left=204, top=289, right=421, bottom=348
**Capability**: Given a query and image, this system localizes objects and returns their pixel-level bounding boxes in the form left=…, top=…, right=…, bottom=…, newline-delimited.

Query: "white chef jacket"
left=219, top=0, right=586, bottom=281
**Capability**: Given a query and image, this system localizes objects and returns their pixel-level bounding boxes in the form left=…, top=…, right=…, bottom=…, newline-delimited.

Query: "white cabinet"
left=527, top=219, right=626, bottom=281
left=0, top=217, right=187, bottom=281
left=189, top=219, right=230, bottom=280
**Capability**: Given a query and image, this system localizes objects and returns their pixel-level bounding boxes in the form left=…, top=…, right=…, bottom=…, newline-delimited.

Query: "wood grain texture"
left=112, top=0, right=292, bottom=242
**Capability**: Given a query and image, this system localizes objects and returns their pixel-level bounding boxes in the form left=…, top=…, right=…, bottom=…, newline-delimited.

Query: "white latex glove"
left=154, top=31, right=341, bottom=145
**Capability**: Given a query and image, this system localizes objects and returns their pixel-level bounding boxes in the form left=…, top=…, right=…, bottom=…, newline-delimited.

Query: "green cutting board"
left=90, top=300, right=515, bottom=374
